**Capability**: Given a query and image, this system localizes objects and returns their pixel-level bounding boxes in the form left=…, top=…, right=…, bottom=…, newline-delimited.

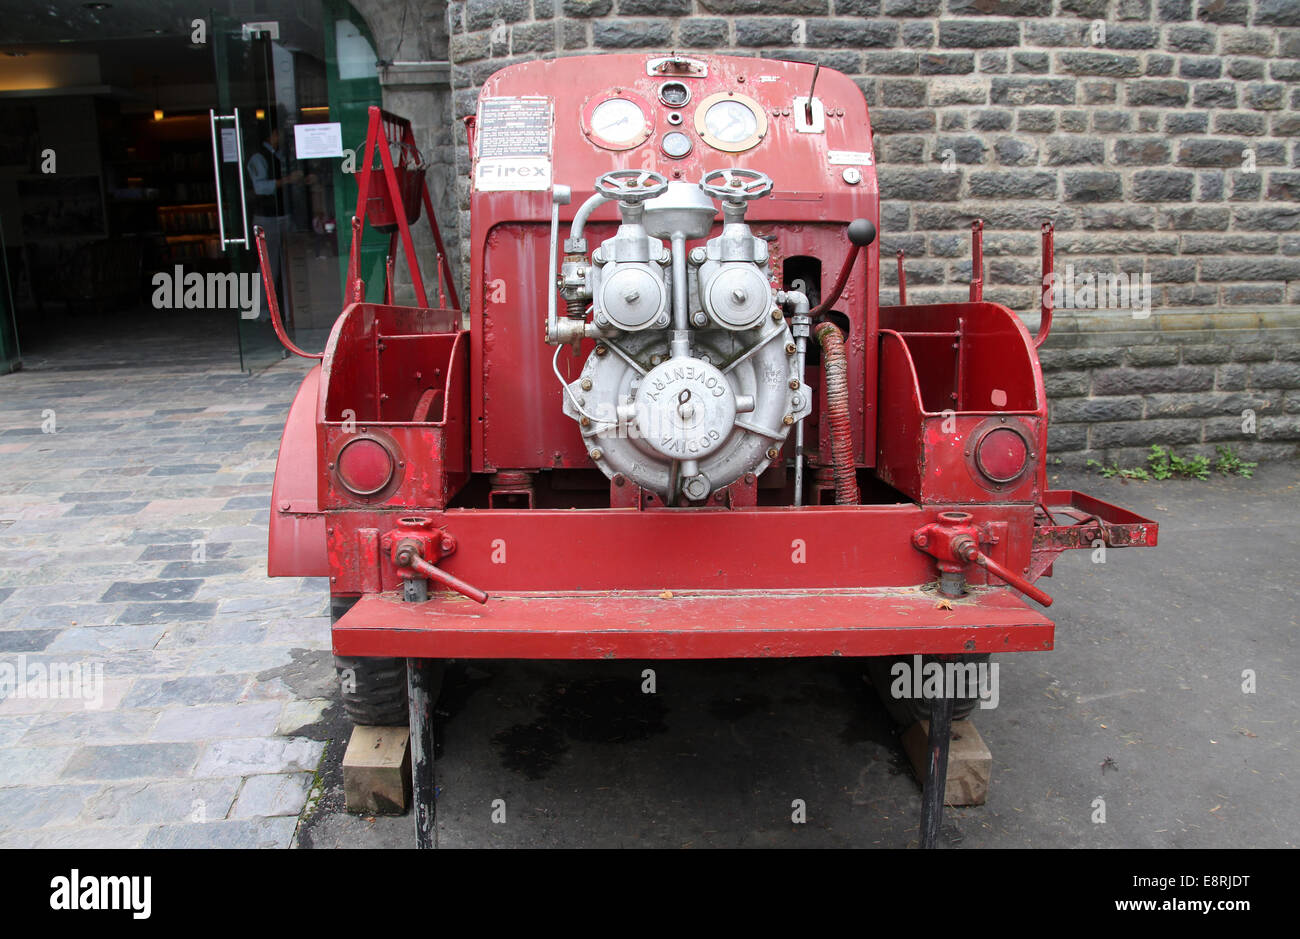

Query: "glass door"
left=210, top=13, right=284, bottom=371
left=208, top=4, right=386, bottom=372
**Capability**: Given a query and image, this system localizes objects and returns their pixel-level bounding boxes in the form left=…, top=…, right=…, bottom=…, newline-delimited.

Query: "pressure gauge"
left=695, top=92, right=767, bottom=153
left=658, top=81, right=691, bottom=108
left=661, top=131, right=692, bottom=159
left=585, top=95, right=652, bottom=150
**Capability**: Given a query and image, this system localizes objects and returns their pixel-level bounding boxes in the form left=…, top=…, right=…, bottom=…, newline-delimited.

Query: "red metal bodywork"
left=265, top=53, right=1156, bottom=664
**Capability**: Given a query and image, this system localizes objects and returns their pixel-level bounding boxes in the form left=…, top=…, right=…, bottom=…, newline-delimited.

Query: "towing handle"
left=961, top=542, right=1054, bottom=607
left=393, top=540, right=489, bottom=605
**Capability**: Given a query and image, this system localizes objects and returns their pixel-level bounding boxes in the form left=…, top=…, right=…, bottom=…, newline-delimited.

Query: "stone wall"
left=1041, top=308, right=1300, bottom=464
left=436, top=0, right=1300, bottom=312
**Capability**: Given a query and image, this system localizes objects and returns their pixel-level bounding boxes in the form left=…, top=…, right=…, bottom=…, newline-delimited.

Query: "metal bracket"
left=793, top=96, right=825, bottom=133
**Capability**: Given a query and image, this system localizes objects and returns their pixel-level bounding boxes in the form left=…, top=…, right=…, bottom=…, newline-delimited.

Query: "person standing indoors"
left=246, top=122, right=312, bottom=322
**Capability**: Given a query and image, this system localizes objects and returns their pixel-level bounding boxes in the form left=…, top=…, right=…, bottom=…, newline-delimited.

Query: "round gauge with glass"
left=694, top=92, right=767, bottom=153
left=661, top=131, right=692, bottom=159
left=583, top=93, right=653, bottom=150
left=658, top=81, right=691, bottom=108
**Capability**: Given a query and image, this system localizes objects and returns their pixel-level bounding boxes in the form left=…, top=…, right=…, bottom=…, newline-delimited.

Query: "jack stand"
left=404, top=576, right=437, bottom=849
left=918, top=691, right=954, bottom=849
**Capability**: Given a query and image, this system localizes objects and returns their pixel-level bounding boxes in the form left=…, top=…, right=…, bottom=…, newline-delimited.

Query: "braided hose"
left=814, top=322, right=859, bottom=505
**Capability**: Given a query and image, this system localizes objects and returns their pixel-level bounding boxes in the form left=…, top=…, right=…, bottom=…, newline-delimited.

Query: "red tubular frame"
left=1036, top=221, right=1054, bottom=349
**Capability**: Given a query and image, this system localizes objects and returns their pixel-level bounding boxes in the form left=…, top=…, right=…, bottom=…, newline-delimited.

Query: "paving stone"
left=18, top=709, right=160, bottom=746
left=186, top=645, right=298, bottom=676
left=138, top=542, right=232, bottom=562
left=231, top=772, right=314, bottom=818
left=276, top=698, right=331, bottom=736
left=158, top=560, right=249, bottom=579
left=150, top=702, right=283, bottom=741
left=143, top=816, right=298, bottom=848
left=122, top=674, right=246, bottom=708
left=0, top=629, right=61, bottom=652
left=124, top=528, right=212, bottom=545
left=0, top=784, right=99, bottom=831
left=81, top=778, right=241, bottom=826
left=0, top=825, right=150, bottom=849
left=0, top=746, right=75, bottom=786
left=61, top=742, right=201, bottom=781
left=194, top=737, right=325, bottom=777
left=102, top=579, right=202, bottom=603
left=157, top=620, right=269, bottom=650
left=0, top=676, right=130, bottom=715
left=148, top=464, right=222, bottom=476
left=0, top=714, right=37, bottom=747
left=11, top=604, right=125, bottom=629
left=45, top=624, right=168, bottom=653
left=115, top=601, right=218, bottom=625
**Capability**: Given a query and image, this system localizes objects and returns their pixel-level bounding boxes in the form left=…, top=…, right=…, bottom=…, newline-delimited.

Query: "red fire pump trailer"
left=260, top=54, right=1157, bottom=848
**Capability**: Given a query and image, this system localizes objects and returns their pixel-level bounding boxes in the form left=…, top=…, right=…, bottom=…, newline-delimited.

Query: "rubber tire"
left=865, top=653, right=990, bottom=727
left=331, top=596, right=408, bottom=726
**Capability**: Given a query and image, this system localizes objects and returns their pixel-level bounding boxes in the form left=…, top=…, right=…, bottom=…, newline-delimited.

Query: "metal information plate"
left=475, top=96, right=553, bottom=192
left=828, top=149, right=875, bottom=166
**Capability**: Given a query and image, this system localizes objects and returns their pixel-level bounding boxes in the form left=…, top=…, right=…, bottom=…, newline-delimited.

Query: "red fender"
left=268, top=366, right=328, bottom=577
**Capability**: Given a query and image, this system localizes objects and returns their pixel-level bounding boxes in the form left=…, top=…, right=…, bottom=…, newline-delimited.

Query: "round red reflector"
left=976, top=428, right=1028, bottom=483
left=337, top=438, right=394, bottom=495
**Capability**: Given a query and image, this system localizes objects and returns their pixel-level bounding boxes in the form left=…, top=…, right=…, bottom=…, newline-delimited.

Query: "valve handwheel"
left=595, top=169, right=669, bottom=204
left=700, top=168, right=774, bottom=204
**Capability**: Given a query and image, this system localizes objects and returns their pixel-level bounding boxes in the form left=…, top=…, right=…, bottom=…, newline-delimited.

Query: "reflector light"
left=976, top=427, right=1028, bottom=483
left=337, top=438, right=394, bottom=495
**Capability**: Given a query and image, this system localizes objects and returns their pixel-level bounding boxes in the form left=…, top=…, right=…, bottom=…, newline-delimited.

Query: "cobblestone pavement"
left=3, top=313, right=1296, bottom=849
left=0, top=312, right=328, bottom=848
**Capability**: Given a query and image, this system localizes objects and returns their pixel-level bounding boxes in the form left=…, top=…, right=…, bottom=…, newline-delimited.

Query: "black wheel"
left=865, top=653, right=991, bottom=727
left=331, top=596, right=408, bottom=726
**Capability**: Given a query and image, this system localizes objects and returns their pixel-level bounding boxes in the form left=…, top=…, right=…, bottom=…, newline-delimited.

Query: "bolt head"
left=589, top=448, right=603, bottom=460
left=766, top=447, right=780, bottom=460
left=580, top=378, right=593, bottom=391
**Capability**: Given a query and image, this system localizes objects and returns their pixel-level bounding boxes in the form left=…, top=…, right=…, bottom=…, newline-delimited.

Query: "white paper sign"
left=220, top=128, right=239, bottom=163
left=294, top=122, right=344, bottom=159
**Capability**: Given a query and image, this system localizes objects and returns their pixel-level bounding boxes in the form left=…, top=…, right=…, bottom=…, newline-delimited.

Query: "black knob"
left=847, top=218, right=877, bottom=247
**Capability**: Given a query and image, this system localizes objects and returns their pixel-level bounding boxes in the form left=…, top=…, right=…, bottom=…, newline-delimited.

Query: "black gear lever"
left=810, top=218, right=876, bottom=318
